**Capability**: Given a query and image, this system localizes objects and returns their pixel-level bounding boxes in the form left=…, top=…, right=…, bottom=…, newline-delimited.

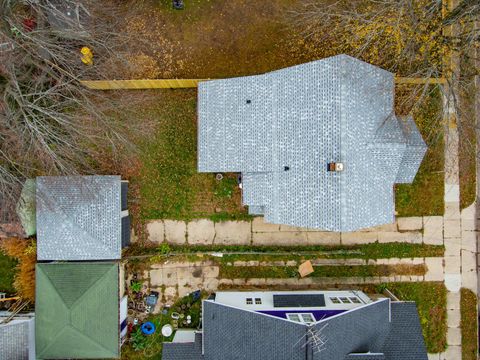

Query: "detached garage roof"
left=35, top=262, right=119, bottom=359
left=197, top=55, right=427, bottom=231
left=36, top=176, right=122, bottom=260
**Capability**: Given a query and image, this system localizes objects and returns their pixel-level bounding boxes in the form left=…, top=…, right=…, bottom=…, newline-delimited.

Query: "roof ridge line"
left=38, top=177, right=120, bottom=258
left=339, top=56, right=348, bottom=231
left=36, top=264, right=69, bottom=310
left=38, top=323, right=69, bottom=357
left=63, top=324, right=118, bottom=357
left=70, top=263, right=118, bottom=311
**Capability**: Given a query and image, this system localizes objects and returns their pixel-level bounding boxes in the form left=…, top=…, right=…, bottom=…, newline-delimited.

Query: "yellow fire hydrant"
left=80, top=47, right=93, bottom=66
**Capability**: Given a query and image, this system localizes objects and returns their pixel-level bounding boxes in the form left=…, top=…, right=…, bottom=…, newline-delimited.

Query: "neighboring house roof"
left=16, top=179, right=36, bottom=237
left=162, top=333, right=203, bottom=360
left=197, top=55, right=427, bottom=231
left=36, top=175, right=122, bottom=260
left=0, top=317, right=35, bottom=360
left=35, top=262, right=119, bottom=359
left=162, top=298, right=428, bottom=360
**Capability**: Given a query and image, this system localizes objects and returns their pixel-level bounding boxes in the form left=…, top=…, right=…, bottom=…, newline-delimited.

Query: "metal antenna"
left=293, top=322, right=328, bottom=355
left=306, top=323, right=328, bottom=354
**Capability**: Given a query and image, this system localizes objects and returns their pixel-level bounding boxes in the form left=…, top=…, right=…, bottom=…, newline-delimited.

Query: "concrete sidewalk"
left=146, top=215, right=439, bottom=246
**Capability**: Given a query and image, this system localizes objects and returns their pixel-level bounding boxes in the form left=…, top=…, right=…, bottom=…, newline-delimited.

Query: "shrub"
left=0, top=238, right=36, bottom=302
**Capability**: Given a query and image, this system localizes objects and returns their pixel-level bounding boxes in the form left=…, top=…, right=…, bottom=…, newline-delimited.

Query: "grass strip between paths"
left=219, top=264, right=427, bottom=279
left=461, top=288, right=478, bottom=360
left=127, top=242, right=444, bottom=261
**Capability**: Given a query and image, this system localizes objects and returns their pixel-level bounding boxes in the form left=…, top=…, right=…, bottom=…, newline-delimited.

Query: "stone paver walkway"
left=142, top=256, right=438, bottom=307
left=146, top=216, right=436, bottom=246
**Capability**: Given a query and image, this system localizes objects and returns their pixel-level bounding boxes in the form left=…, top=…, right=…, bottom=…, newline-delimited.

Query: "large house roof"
left=197, top=55, right=427, bottom=231
left=36, top=175, right=122, bottom=260
left=163, top=298, right=427, bottom=360
left=35, top=262, right=119, bottom=359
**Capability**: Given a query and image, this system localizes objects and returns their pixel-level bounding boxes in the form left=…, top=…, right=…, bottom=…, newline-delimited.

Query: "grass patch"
left=127, top=242, right=444, bottom=261
left=459, top=57, right=477, bottom=210
left=381, top=282, right=447, bottom=353
left=135, top=90, right=248, bottom=221
left=0, top=248, right=17, bottom=295
left=461, top=288, right=478, bottom=360
left=219, top=264, right=426, bottom=279
left=395, top=87, right=444, bottom=216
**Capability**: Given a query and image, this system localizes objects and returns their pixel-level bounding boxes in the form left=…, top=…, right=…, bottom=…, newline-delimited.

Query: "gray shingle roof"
left=203, top=301, right=306, bottom=360
left=382, top=302, right=428, bottom=360
left=312, top=299, right=391, bottom=359
left=0, top=318, right=34, bottom=360
left=162, top=333, right=203, bottom=360
left=162, top=298, right=428, bottom=360
left=198, top=55, right=427, bottom=231
left=36, top=176, right=122, bottom=260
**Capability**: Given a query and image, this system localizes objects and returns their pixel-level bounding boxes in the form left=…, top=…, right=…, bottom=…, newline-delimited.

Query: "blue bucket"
left=141, top=321, right=156, bottom=335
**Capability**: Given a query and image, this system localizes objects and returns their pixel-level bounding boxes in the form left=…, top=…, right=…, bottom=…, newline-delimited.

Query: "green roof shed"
left=35, top=262, right=119, bottom=359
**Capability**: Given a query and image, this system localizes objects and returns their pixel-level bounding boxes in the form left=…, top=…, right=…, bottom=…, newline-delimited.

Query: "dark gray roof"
left=162, top=333, right=203, bottom=360
left=312, top=299, right=390, bottom=359
left=382, top=302, right=428, bottom=360
left=203, top=301, right=306, bottom=360
left=162, top=299, right=428, bottom=360
left=198, top=55, right=427, bottom=231
left=36, top=176, right=122, bottom=260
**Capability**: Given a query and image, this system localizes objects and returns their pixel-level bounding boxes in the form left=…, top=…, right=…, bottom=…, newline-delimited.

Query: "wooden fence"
left=80, top=79, right=207, bottom=90
left=81, top=77, right=446, bottom=90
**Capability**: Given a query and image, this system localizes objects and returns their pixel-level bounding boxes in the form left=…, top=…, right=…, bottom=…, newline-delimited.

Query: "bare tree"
left=290, top=0, right=478, bottom=138
left=0, top=0, right=144, bottom=219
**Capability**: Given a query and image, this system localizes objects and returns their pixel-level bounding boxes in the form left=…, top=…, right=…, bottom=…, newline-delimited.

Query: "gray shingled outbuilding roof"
left=36, top=175, right=122, bottom=260
left=197, top=55, right=427, bottom=231
left=162, top=299, right=428, bottom=360
left=0, top=317, right=35, bottom=360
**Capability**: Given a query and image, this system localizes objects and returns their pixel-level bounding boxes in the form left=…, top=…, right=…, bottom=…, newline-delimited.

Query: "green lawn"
left=395, top=87, right=445, bottom=216
left=461, top=288, right=478, bottom=360
left=135, top=90, right=249, bottom=221
left=381, top=282, right=447, bottom=353
left=0, top=248, right=17, bottom=295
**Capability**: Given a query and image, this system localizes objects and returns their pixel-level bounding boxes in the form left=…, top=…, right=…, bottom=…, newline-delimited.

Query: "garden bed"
left=121, top=291, right=204, bottom=359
